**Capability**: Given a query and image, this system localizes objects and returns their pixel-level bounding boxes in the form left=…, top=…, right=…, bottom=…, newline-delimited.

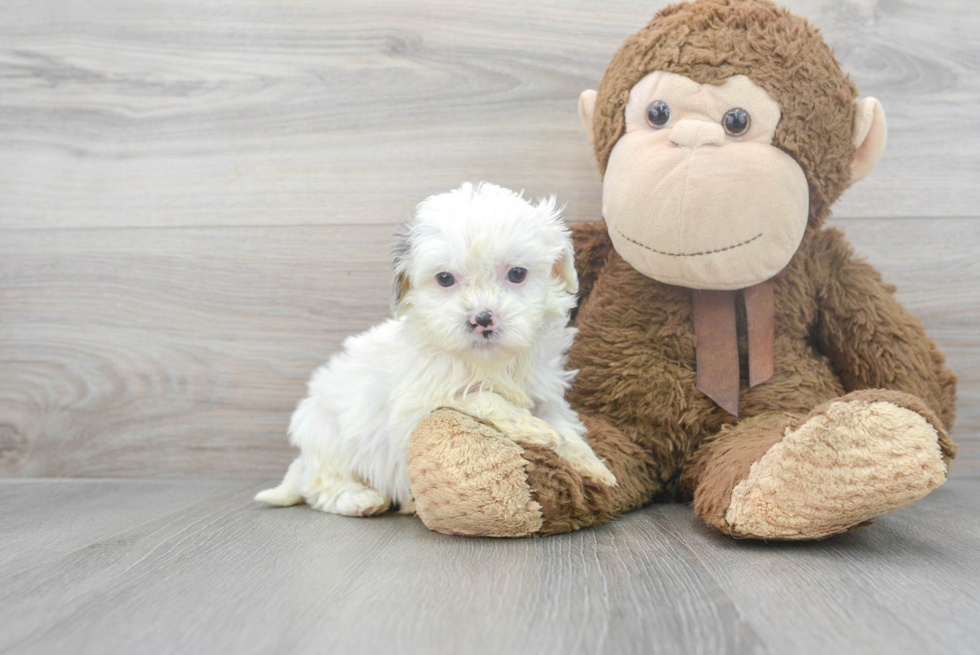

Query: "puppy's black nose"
left=474, top=312, right=493, bottom=328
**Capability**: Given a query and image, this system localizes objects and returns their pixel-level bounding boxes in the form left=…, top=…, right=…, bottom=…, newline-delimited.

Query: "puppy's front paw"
left=557, top=442, right=617, bottom=487
left=493, top=415, right=563, bottom=448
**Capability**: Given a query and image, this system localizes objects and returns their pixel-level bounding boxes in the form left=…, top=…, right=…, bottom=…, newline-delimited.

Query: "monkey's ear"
left=851, top=97, right=887, bottom=183
left=578, top=89, right=597, bottom=143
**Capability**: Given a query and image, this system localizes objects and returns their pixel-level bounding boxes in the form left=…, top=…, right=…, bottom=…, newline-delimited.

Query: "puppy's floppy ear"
left=539, top=196, right=578, bottom=294
left=390, top=223, right=412, bottom=317
left=553, top=235, right=578, bottom=295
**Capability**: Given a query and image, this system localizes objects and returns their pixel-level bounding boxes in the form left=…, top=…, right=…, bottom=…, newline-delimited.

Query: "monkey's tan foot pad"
left=407, top=408, right=543, bottom=538
left=724, top=394, right=951, bottom=540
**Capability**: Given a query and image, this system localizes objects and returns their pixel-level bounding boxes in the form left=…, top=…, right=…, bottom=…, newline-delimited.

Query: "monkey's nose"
left=669, top=120, right=726, bottom=148
left=472, top=312, right=494, bottom=328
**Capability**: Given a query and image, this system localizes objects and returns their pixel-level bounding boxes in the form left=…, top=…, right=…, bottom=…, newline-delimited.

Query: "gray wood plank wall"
left=2, top=0, right=978, bottom=478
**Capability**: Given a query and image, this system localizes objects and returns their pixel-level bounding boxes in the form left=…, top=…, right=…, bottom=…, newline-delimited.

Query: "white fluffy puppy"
left=256, top=182, right=615, bottom=517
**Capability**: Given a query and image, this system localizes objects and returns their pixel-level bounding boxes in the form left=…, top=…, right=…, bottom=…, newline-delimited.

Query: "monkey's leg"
left=407, top=409, right=660, bottom=537
left=686, top=390, right=957, bottom=540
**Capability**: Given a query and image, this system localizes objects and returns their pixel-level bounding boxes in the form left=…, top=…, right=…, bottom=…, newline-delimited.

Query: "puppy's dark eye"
left=722, top=107, right=751, bottom=136
left=436, top=272, right=455, bottom=287
left=646, top=100, right=670, bottom=129
left=507, top=267, right=527, bottom=283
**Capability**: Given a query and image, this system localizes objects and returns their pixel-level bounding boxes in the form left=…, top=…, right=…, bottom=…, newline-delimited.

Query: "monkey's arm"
left=570, top=220, right=613, bottom=317
left=812, top=227, right=957, bottom=430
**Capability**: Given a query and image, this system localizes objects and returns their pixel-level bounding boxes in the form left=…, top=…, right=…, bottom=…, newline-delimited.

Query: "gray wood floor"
left=1, top=475, right=978, bottom=655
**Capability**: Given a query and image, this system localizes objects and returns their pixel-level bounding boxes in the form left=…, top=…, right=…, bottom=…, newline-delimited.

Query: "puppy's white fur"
left=256, top=182, right=615, bottom=517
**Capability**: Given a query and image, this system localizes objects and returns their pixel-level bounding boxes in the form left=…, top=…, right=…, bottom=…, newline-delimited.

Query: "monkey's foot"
left=722, top=391, right=955, bottom=540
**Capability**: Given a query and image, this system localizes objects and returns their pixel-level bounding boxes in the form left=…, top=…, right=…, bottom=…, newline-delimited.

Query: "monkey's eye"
left=436, top=272, right=456, bottom=287
left=722, top=107, right=751, bottom=136
left=507, top=267, right=527, bottom=283
left=646, top=100, right=670, bottom=129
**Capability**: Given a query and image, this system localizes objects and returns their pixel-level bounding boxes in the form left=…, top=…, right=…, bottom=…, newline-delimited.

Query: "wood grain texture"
left=658, top=480, right=980, bottom=655
left=0, top=225, right=394, bottom=477
left=1, top=477, right=978, bottom=654
left=1, top=218, right=977, bottom=477
left=0, top=0, right=977, bottom=231
left=0, top=1, right=977, bottom=477
left=0, top=478, right=253, bottom=579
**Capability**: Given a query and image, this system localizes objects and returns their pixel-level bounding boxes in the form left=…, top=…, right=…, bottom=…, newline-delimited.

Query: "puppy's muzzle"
left=470, top=311, right=495, bottom=339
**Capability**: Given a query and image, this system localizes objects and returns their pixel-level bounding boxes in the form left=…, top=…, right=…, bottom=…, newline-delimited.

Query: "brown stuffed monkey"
left=406, top=0, right=958, bottom=540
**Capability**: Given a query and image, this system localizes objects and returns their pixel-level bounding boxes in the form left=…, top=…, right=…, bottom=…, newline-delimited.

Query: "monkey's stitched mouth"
left=615, top=227, right=763, bottom=257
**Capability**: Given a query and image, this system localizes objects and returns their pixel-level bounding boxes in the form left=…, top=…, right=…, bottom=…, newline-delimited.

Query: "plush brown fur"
left=681, top=412, right=793, bottom=532
left=520, top=414, right=660, bottom=536
left=555, top=221, right=956, bottom=534
left=406, top=0, right=957, bottom=539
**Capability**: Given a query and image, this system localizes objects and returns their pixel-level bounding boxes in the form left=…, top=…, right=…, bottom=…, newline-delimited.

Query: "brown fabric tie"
left=692, top=280, right=774, bottom=416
